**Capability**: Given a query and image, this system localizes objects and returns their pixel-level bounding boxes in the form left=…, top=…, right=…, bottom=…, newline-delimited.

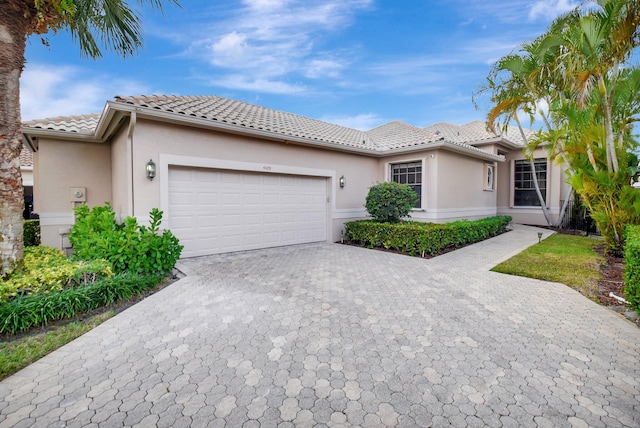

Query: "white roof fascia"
left=22, top=127, right=98, bottom=142
left=378, top=141, right=505, bottom=162
left=466, top=136, right=523, bottom=150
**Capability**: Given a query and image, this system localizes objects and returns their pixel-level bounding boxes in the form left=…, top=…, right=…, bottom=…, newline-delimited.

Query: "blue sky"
left=21, top=0, right=578, bottom=129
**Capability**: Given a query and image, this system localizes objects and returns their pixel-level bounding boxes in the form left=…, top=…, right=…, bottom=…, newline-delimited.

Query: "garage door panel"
left=197, top=214, right=219, bottom=227
left=169, top=166, right=327, bottom=257
left=264, top=213, right=280, bottom=224
left=221, top=171, right=241, bottom=183
left=263, top=193, right=280, bottom=205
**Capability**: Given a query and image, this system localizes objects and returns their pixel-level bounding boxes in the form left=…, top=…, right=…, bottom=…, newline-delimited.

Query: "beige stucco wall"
left=110, top=121, right=131, bottom=219
left=377, top=150, right=499, bottom=222
left=36, top=138, right=112, bottom=247
left=128, top=119, right=379, bottom=241
left=435, top=151, right=497, bottom=218
left=496, top=146, right=571, bottom=225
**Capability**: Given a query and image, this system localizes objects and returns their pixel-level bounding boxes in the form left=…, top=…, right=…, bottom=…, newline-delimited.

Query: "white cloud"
left=212, top=75, right=307, bottom=94
left=188, top=0, right=372, bottom=91
left=528, top=0, right=578, bottom=21
left=20, top=64, right=150, bottom=120
left=242, top=0, right=291, bottom=10
left=319, top=113, right=384, bottom=130
left=304, top=58, right=344, bottom=79
left=211, top=32, right=249, bottom=62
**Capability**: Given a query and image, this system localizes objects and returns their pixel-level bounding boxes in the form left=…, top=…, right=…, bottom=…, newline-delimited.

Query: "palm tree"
left=545, top=0, right=640, bottom=253
left=478, top=37, right=560, bottom=226
left=479, top=0, right=640, bottom=254
left=0, top=0, right=179, bottom=276
left=545, top=0, right=640, bottom=174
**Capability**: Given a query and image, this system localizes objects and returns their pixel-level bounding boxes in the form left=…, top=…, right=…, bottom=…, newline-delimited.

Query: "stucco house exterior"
left=21, top=95, right=570, bottom=258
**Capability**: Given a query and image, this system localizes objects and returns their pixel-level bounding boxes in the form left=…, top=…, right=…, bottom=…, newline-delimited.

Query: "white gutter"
left=127, top=111, right=136, bottom=217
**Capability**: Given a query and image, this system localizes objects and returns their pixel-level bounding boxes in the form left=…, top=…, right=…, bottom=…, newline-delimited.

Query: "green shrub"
left=24, top=220, right=41, bottom=247
left=0, top=247, right=112, bottom=303
left=623, top=225, right=640, bottom=313
left=0, top=273, right=162, bottom=335
left=344, top=216, right=512, bottom=257
left=69, top=203, right=183, bottom=276
left=365, top=182, right=418, bottom=223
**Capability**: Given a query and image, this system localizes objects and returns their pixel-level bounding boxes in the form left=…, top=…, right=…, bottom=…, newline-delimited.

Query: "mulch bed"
left=593, top=246, right=640, bottom=327
left=595, top=246, right=626, bottom=306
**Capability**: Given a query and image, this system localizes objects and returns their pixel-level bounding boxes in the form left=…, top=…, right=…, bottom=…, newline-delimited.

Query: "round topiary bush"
left=365, top=182, right=418, bottom=223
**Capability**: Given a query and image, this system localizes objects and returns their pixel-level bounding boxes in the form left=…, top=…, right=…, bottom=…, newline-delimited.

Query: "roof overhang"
left=467, top=136, right=524, bottom=151
left=22, top=101, right=504, bottom=162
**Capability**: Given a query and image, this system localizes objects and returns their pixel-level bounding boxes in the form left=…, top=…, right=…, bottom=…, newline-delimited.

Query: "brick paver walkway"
left=1, top=225, right=639, bottom=427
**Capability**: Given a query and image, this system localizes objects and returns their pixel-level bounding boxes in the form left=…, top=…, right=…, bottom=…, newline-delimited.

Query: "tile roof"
left=114, top=95, right=376, bottom=149
left=366, top=121, right=442, bottom=149
left=21, top=95, right=508, bottom=159
left=460, top=120, right=536, bottom=146
left=23, top=114, right=101, bottom=134
left=423, top=122, right=491, bottom=144
left=20, top=146, right=33, bottom=167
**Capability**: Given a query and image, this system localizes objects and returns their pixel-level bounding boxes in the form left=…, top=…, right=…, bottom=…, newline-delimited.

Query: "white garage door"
left=168, top=166, right=328, bottom=257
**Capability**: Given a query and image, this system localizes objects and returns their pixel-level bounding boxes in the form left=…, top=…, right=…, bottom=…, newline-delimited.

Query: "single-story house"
left=22, top=95, right=570, bottom=257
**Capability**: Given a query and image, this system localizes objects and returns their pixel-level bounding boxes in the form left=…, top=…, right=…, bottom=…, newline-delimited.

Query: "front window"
left=391, top=161, right=422, bottom=208
left=514, top=159, right=547, bottom=206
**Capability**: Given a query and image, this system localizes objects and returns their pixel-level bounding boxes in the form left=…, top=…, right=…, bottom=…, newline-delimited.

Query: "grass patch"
left=492, top=233, right=603, bottom=299
left=0, top=311, right=115, bottom=381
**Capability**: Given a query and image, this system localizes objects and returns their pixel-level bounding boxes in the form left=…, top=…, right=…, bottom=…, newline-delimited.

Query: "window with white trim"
left=391, top=161, right=422, bottom=208
left=514, top=159, right=547, bottom=206
left=484, top=164, right=495, bottom=191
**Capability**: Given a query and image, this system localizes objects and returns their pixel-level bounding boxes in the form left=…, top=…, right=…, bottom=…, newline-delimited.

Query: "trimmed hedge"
left=344, top=216, right=512, bottom=257
left=24, top=220, right=41, bottom=247
left=0, top=273, right=163, bottom=336
left=623, top=225, right=640, bottom=313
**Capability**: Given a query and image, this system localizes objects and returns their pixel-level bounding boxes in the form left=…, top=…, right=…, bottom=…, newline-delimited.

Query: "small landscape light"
left=537, top=232, right=543, bottom=243
left=146, top=159, right=156, bottom=181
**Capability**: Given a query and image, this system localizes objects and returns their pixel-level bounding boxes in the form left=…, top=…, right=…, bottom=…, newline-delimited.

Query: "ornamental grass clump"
left=0, top=273, right=162, bottom=335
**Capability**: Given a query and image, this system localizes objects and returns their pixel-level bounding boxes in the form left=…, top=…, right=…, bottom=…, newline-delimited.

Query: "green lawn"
left=0, top=311, right=115, bottom=381
left=492, top=233, right=603, bottom=299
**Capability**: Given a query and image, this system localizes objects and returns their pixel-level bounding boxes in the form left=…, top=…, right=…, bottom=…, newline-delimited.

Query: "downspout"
left=127, top=111, right=137, bottom=218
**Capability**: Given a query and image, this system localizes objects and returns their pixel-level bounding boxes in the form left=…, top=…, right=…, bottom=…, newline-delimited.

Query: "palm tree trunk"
left=555, top=189, right=572, bottom=228
left=600, top=77, right=619, bottom=173
left=0, top=7, right=29, bottom=276
left=514, top=117, right=553, bottom=226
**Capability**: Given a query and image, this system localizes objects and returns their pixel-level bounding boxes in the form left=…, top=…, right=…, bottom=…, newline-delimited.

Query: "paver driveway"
left=1, top=225, right=639, bottom=427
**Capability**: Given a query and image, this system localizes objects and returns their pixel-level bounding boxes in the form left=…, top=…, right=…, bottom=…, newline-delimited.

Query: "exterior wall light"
left=146, top=159, right=156, bottom=181
left=339, top=175, right=345, bottom=188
